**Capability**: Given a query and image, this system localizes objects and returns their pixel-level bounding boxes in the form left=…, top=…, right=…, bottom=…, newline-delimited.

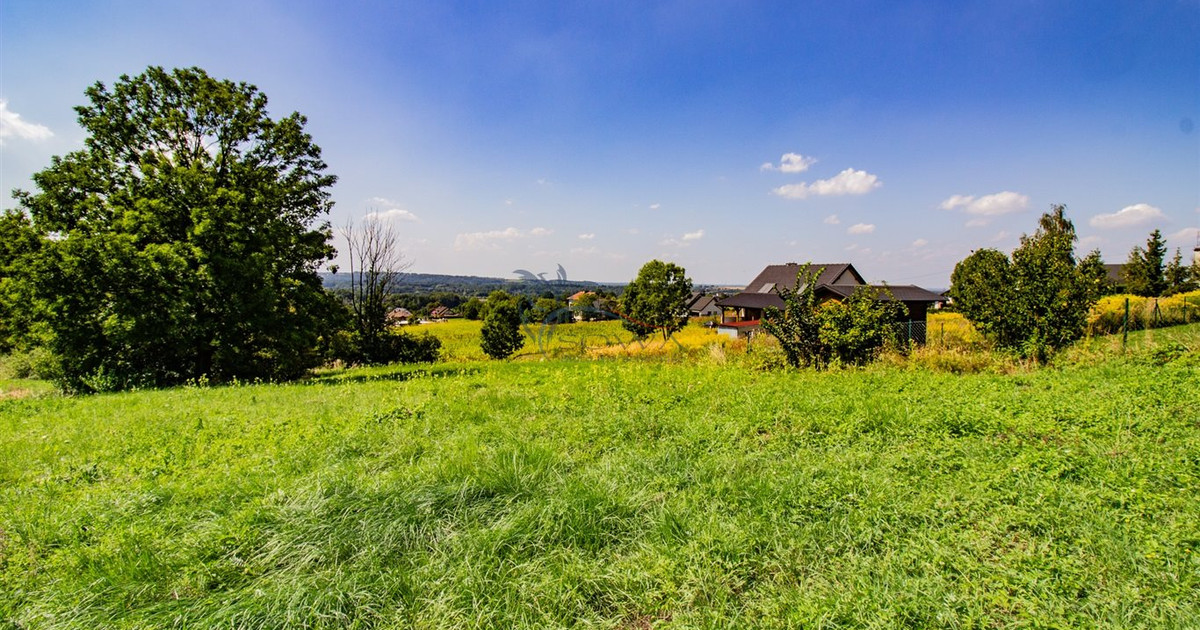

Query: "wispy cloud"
left=1168, top=227, right=1198, bottom=242
left=823, top=214, right=840, bottom=225
left=578, top=233, right=595, bottom=240
left=772, top=168, right=881, bottom=199
left=761, top=152, right=817, bottom=173
left=1089, top=203, right=1166, bottom=229
left=847, top=223, right=875, bottom=235
left=454, top=226, right=552, bottom=250
left=912, top=238, right=928, bottom=248
left=0, top=100, right=53, bottom=144
left=649, top=203, right=661, bottom=210
left=660, top=228, right=705, bottom=247
left=940, top=191, right=1029, bottom=216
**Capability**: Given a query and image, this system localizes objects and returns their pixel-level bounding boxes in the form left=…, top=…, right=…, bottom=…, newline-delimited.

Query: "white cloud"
left=0, top=100, right=53, bottom=144
left=823, top=214, right=840, bottom=225
left=965, top=218, right=990, bottom=228
left=578, top=233, right=595, bottom=240
left=912, top=238, right=928, bottom=248
left=660, top=229, right=704, bottom=248
left=1089, top=203, right=1166, bottom=229
left=991, top=230, right=1011, bottom=242
left=1078, top=235, right=1104, bottom=249
left=761, top=152, right=817, bottom=173
left=364, top=208, right=419, bottom=222
left=1168, top=227, right=1198, bottom=242
left=772, top=168, right=881, bottom=199
left=454, top=226, right=552, bottom=250
left=649, top=203, right=661, bottom=210
left=363, top=197, right=420, bottom=222
left=939, top=191, right=1029, bottom=216
left=847, top=223, right=875, bottom=235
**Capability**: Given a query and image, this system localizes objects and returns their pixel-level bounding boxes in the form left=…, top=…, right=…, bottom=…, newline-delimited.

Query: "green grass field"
left=2, top=327, right=1198, bottom=628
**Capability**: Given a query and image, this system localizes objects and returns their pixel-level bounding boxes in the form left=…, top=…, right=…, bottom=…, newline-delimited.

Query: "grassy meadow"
left=2, top=323, right=1199, bottom=628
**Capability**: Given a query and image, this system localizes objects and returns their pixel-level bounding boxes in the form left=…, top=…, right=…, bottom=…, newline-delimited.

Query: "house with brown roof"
left=428, top=305, right=459, bottom=321
left=685, top=292, right=722, bottom=318
left=715, top=262, right=943, bottom=341
left=386, top=307, right=413, bottom=325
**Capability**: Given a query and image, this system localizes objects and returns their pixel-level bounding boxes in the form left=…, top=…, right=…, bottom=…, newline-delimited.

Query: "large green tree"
left=13, top=67, right=337, bottom=391
left=619, top=260, right=693, bottom=341
left=950, top=204, right=1105, bottom=360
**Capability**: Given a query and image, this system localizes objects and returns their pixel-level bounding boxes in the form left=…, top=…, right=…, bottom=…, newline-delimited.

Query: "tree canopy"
left=480, top=292, right=524, bottom=360
left=1123, top=229, right=1169, bottom=297
left=950, top=205, right=1105, bottom=360
left=13, top=67, right=337, bottom=391
left=619, top=260, right=692, bottom=341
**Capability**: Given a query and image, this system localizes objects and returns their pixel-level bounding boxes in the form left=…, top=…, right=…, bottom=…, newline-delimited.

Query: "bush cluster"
left=325, top=329, right=442, bottom=366
left=1087, top=291, right=1200, bottom=335
left=762, top=264, right=908, bottom=369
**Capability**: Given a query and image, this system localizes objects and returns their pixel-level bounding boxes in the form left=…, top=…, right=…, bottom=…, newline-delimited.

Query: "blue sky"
left=2, top=1, right=1197, bottom=286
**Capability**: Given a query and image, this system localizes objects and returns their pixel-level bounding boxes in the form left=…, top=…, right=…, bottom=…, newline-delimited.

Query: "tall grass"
left=3, top=356, right=1197, bottom=628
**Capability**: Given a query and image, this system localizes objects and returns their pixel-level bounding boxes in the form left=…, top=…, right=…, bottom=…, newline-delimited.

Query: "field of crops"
left=2, top=325, right=1198, bottom=628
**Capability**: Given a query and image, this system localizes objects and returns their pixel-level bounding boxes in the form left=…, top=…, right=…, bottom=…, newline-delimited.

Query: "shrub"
left=1087, top=291, right=1200, bottom=335
left=481, top=297, right=524, bottom=360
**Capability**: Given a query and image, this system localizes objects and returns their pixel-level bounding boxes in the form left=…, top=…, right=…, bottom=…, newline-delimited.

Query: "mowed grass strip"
left=1, top=358, right=1198, bottom=628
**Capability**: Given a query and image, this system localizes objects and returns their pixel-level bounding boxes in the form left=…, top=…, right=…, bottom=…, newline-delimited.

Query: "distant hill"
left=321, top=272, right=616, bottom=297
left=320, top=273, right=740, bottom=298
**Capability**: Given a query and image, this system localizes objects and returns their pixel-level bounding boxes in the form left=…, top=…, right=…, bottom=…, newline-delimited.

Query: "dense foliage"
left=0, top=210, right=43, bottom=352
left=1122, top=229, right=1169, bottom=297
left=762, top=264, right=907, bottom=368
left=951, top=205, right=1105, bottom=360
left=480, top=292, right=524, bottom=359
left=619, top=260, right=692, bottom=341
left=12, top=67, right=337, bottom=391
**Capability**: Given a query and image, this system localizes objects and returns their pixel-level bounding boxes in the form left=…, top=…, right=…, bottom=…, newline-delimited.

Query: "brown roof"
left=716, top=293, right=785, bottom=310
left=717, top=263, right=863, bottom=309
left=742, top=263, right=865, bottom=294
left=819, top=284, right=945, bottom=303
